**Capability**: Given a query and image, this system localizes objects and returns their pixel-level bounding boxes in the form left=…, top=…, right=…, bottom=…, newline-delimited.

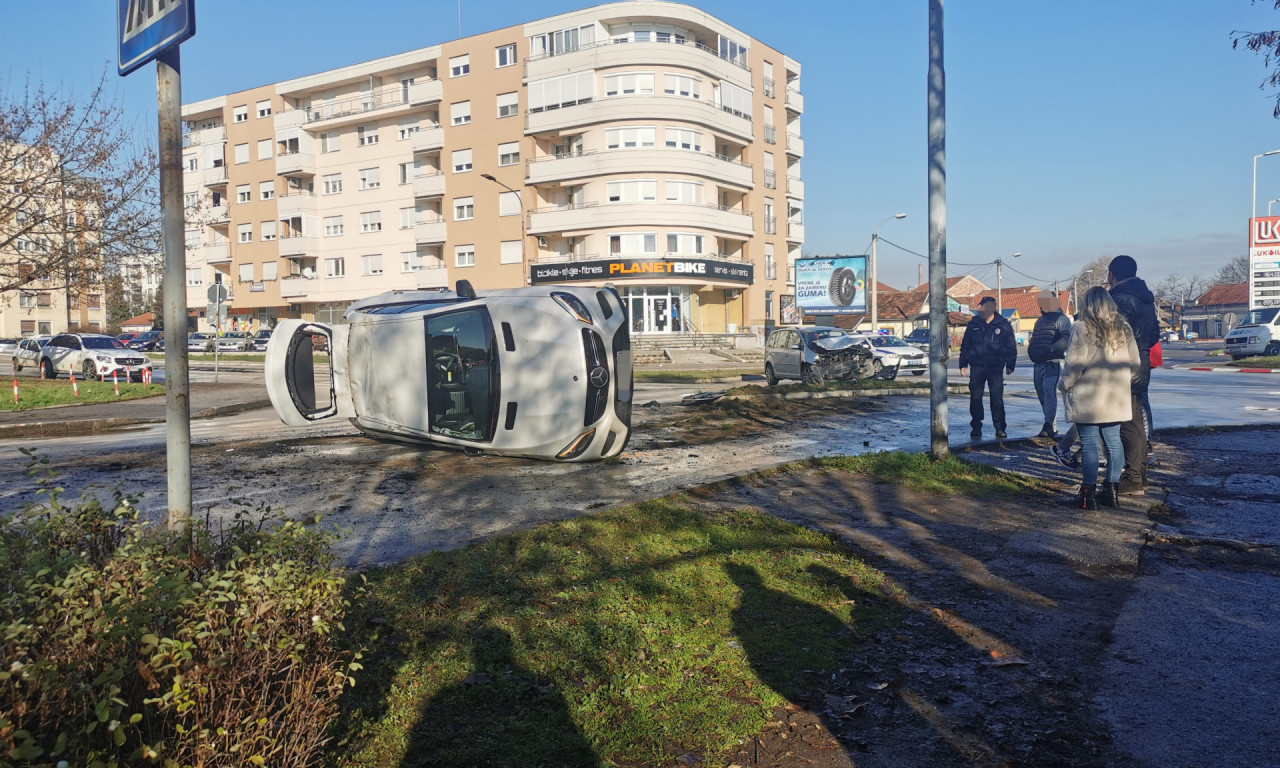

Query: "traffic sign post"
left=207, top=283, right=226, bottom=383
left=120, top=0, right=195, bottom=534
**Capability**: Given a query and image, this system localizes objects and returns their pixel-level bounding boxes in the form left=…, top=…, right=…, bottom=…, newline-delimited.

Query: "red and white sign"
left=1249, top=217, right=1280, bottom=310
left=1250, top=216, right=1280, bottom=247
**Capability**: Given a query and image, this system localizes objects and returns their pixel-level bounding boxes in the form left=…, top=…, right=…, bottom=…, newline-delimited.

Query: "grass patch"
left=726, top=377, right=928, bottom=396
left=1225, top=355, right=1280, bottom=368
left=816, top=451, right=1043, bottom=498
left=329, top=498, right=896, bottom=767
left=1, top=378, right=163, bottom=411
left=634, top=368, right=758, bottom=382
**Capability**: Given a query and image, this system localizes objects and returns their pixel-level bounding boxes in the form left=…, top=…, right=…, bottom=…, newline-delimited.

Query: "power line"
left=876, top=237, right=927, bottom=260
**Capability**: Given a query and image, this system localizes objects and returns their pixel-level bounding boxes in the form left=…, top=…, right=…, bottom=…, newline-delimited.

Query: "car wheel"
left=828, top=267, right=857, bottom=307
left=41, top=359, right=56, bottom=380
left=12, top=357, right=20, bottom=373
left=801, top=363, right=824, bottom=386
left=1231, top=355, right=1246, bottom=361
left=1266, top=342, right=1280, bottom=357
left=871, top=359, right=884, bottom=377
left=911, top=370, right=925, bottom=376
left=765, top=362, right=779, bottom=386
left=83, top=360, right=98, bottom=382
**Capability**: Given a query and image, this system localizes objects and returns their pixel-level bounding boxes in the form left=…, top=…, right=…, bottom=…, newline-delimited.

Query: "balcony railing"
left=182, top=126, right=226, bottom=147
left=765, top=262, right=777, bottom=280
left=763, top=77, right=776, bottom=98
left=786, top=133, right=804, bottom=155
left=785, top=88, right=804, bottom=112
left=203, top=167, right=228, bottom=187
left=763, top=170, right=776, bottom=189
left=764, top=216, right=777, bottom=235
left=280, top=82, right=436, bottom=125
left=275, top=149, right=315, bottom=176
left=763, top=124, right=776, bottom=144
left=524, top=37, right=750, bottom=73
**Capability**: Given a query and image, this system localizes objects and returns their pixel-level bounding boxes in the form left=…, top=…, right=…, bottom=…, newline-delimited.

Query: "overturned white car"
left=265, top=282, right=632, bottom=462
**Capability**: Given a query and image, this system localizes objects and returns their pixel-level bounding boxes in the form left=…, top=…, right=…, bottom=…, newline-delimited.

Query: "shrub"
left=0, top=450, right=360, bottom=767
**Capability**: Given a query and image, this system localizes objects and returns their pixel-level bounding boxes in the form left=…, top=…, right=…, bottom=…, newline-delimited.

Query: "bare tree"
left=1233, top=0, right=1280, bottom=116
left=1, top=70, right=162, bottom=309
left=1213, top=254, right=1250, bottom=284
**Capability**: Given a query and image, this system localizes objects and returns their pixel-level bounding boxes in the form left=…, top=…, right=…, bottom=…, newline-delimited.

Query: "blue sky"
left=5, top=0, right=1280, bottom=291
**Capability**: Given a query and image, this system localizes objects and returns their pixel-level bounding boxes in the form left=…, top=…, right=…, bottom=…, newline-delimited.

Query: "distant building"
left=1184, top=283, right=1248, bottom=339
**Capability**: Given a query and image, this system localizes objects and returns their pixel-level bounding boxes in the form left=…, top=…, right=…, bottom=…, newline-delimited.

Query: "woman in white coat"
left=1058, top=287, right=1140, bottom=509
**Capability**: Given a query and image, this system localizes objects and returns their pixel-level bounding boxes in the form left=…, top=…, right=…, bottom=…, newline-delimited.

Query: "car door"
left=778, top=331, right=800, bottom=377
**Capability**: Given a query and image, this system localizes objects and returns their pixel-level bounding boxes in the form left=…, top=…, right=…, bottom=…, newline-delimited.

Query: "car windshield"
left=83, top=337, right=127, bottom=350
left=425, top=308, right=497, bottom=442
left=1240, top=308, right=1279, bottom=325
left=868, top=336, right=910, bottom=348
left=255, top=330, right=272, bottom=338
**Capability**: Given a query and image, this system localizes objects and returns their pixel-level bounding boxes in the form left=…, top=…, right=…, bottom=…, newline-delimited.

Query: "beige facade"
left=180, top=1, right=802, bottom=337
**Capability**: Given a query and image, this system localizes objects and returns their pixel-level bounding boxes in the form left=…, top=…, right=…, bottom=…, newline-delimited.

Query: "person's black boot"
left=1076, top=484, right=1099, bottom=510
left=1097, top=482, right=1120, bottom=508
left=1036, top=423, right=1053, bottom=438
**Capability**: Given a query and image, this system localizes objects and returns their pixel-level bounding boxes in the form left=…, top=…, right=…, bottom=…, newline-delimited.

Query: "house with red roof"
left=1183, top=283, right=1248, bottom=339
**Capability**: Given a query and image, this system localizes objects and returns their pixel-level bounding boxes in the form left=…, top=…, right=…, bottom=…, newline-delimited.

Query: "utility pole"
left=927, top=0, right=948, bottom=460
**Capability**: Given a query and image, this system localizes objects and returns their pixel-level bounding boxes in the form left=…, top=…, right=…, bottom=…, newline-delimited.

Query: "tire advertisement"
left=795, top=256, right=868, bottom=315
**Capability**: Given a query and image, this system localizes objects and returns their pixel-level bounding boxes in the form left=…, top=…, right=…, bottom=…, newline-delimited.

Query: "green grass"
left=329, top=498, right=896, bottom=767
left=1, top=378, right=164, bottom=411
left=815, top=451, right=1044, bottom=498
left=726, top=377, right=929, bottom=396
left=1225, top=355, right=1280, bottom=368
left=634, top=368, right=759, bottom=382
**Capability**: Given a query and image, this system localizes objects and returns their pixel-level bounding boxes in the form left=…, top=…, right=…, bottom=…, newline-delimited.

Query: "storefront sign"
left=530, top=257, right=753, bottom=285
left=795, top=256, right=868, bottom=314
left=1248, top=217, right=1280, bottom=309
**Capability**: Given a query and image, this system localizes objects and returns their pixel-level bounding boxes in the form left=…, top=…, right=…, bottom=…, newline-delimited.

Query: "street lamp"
left=1252, top=149, right=1280, bottom=219
left=1072, top=267, right=1095, bottom=318
left=869, top=213, right=907, bottom=332
left=480, top=173, right=526, bottom=283
left=994, top=252, right=1020, bottom=315
left=1268, top=198, right=1280, bottom=216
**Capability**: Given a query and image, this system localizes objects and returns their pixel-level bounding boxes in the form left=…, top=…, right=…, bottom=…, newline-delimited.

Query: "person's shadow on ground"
left=397, top=625, right=599, bottom=768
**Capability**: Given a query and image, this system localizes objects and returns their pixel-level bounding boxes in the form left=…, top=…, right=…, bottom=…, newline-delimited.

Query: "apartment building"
left=181, top=1, right=803, bottom=336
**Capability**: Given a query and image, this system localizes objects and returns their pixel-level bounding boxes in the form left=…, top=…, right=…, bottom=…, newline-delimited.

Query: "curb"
left=723, top=385, right=968, bottom=402
left=1180, top=366, right=1279, bottom=373
left=0, top=399, right=273, bottom=441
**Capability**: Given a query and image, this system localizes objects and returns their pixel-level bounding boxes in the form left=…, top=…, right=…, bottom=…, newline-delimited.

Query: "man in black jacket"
left=959, top=296, right=1019, bottom=440
left=1027, top=290, right=1072, bottom=438
left=1108, top=255, right=1160, bottom=495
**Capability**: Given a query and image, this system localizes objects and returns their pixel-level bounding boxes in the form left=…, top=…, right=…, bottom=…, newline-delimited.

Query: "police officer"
left=959, top=296, right=1018, bottom=440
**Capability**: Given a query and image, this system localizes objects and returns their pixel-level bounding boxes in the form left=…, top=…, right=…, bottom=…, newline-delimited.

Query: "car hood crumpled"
left=810, top=335, right=862, bottom=353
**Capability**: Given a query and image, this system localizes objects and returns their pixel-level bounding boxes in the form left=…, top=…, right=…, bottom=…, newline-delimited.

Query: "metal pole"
left=870, top=233, right=878, bottom=332
left=927, top=0, right=948, bottom=460
left=157, top=48, right=191, bottom=534
left=996, top=258, right=1003, bottom=314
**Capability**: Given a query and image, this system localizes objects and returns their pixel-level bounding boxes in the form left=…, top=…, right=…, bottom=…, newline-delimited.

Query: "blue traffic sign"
left=118, top=0, right=196, bottom=76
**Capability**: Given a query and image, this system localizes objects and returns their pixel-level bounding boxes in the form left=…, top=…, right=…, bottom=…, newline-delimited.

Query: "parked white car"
left=38, top=333, right=152, bottom=381
left=265, top=282, right=633, bottom=462
left=11, top=336, right=51, bottom=373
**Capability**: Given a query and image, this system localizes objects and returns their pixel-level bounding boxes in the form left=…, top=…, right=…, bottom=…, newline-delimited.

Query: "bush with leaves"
left=0, top=449, right=361, bottom=767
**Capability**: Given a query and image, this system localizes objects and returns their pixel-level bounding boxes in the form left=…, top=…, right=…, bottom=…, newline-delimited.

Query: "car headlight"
left=96, top=355, right=112, bottom=363
left=552, top=292, right=593, bottom=324
left=556, top=428, right=597, bottom=460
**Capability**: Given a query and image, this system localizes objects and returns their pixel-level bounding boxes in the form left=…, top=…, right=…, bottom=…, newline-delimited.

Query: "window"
left=257, top=139, right=272, bottom=160
left=256, top=99, right=272, bottom=118
left=184, top=191, right=198, bottom=208
left=323, top=216, right=344, bottom=236
left=765, top=243, right=776, bottom=280
left=449, top=54, right=470, bottom=77
left=497, top=91, right=519, bottom=118
left=359, top=167, right=381, bottom=190
left=663, top=74, right=701, bottom=98
left=500, top=240, right=522, bottom=264
left=234, top=143, right=249, bottom=164
left=233, top=105, right=248, bottom=123
left=402, top=250, right=423, bottom=272
left=607, top=180, right=657, bottom=203
left=529, top=24, right=595, bottom=58
left=400, top=77, right=414, bottom=102
left=260, top=180, right=275, bottom=200
left=604, top=72, right=654, bottom=96
left=36, top=293, right=52, bottom=308
left=499, top=191, right=520, bottom=216
left=452, top=148, right=472, bottom=173
left=609, top=233, right=657, bottom=254
left=664, top=127, right=702, bottom=151
left=716, top=81, right=752, bottom=120
left=454, top=196, right=474, bottom=221
left=360, top=211, right=382, bottom=233
left=261, top=220, right=277, bottom=241
left=765, top=290, right=774, bottom=320
left=184, top=154, right=197, bottom=172
left=362, top=254, right=383, bottom=275
left=238, top=223, right=252, bottom=243
left=400, top=207, right=417, bottom=229
left=719, top=36, right=749, bottom=67
left=239, top=263, right=254, bottom=282
left=397, top=118, right=419, bottom=140
left=526, top=72, right=594, bottom=112
left=321, top=132, right=339, bottom=153
left=498, top=141, right=520, bottom=166
left=450, top=101, right=471, bottom=126
left=606, top=126, right=655, bottom=149
left=322, top=173, right=342, bottom=195
left=19, top=293, right=34, bottom=308
left=236, top=184, right=251, bottom=203
left=455, top=244, right=475, bottom=267
left=496, top=44, right=517, bottom=68
left=399, top=162, right=413, bottom=184
left=358, top=125, right=379, bottom=146
left=667, top=233, right=705, bottom=255
left=186, top=268, right=203, bottom=286
left=325, top=258, right=345, bottom=278
left=263, top=261, right=278, bottom=281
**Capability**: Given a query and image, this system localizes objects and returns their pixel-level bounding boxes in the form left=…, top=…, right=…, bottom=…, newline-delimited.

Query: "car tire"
left=912, top=370, right=925, bottom=376
left=765, top=362, right=779, bottom=386
left=801, top=363, right=824, bottom=386
left=828, top=268, right=857, bottom=307
left=12, top=357, right=21, bottom=373
left=1231, top=355, right=1246, bottom=361
left=41, top=359, right=56, bottom=380
left=871, top=359, right=884, bottom=377
left=83, top=360, right=98, bottom=382
left=1266, top=342, right=1280, bottom=357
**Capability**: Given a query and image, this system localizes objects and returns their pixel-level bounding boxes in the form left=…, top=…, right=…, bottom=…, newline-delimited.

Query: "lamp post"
left=480, top=173, right=526, bottom=283
left=994, top=252, right=1020, bottom=315
left=870, top=213, right=907, bottom=332
left=1072, top=267, right=1094, bottom=318
left=1252, top=150, right=1280, bottom=220
left=1269, top=198, right=1280, bottom=216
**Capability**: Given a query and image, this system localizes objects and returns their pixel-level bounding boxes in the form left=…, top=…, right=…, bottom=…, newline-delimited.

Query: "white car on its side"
left=265, top=281, right=633, bottom=462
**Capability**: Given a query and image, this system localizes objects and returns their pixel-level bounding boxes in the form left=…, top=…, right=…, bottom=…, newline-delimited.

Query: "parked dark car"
left=127, top=330, right=164, bottom=351
left=251, top=329, right=273, bottom=352
left=904, top=327, right=930, bottom=350
left=117, top=332, right=139, bottom=345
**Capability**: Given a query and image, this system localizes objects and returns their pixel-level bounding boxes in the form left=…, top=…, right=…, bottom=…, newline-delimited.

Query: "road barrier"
left=71, top=372, right=79, bottom=398
left=11, top=379, right=16, bottom=405
left=113, top=370, right=119, bottom=397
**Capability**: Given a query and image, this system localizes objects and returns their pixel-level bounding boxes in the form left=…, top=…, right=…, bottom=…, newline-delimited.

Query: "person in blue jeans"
left=959, top=296, right=1018, bottom=440
left=1028, top=290, right=1072, bottom=438
left=1057, top=287, right=1140, bottom=509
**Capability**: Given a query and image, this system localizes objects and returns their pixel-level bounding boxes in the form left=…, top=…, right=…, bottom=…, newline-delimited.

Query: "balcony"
left=525, top=148, right=752, bottom=189
left=203, top=167, right=228, bottom=188
left=412, top=124, right=445, bottom=152
left=786, top=221, right=805, bottom=243
left=407, top=79, right=443, bottom=106
left=785, top=88, right=804, bottom=113
left=414, top=218, right=447, bottom=244
left=277, top=190, right=317, bottom=219
left=527, top=201, right=754, bottom=238
left=763, top=124, right=777, bottom=144
left=280, top=278, right=310, bottom=299
left=203, top=243, right=230, bottom=265
left=278, top=235, right=318, bottom=258
left=182, top=125, right=226, bottom=147
left=207, top=204, right=230, bottom=226
left=414, top=266, right=449, bottom=289
left=525, top=38, right=751, bottom=87
left=280, top=82, right=440, bottom=132
left=276, top=150, right=315, bottom=177
left=413, top=171, right=446, bottom=198
left=785, top=133, right=804, bottom=157
left=273, top=109, right=307, bottom=131
left=764, top=216, right=777, bottom=235
left=786, top=176, right=804, bottom=198
left=763, top=170, right=776, bottom=190
left=526, top=95, right=753, bottom=142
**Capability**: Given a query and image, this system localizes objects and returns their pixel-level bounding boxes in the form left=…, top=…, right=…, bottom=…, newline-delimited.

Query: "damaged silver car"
left=764, top=326, right=896, bottom=385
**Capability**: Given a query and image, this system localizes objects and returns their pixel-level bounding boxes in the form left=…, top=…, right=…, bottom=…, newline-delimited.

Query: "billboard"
left=1248, top=217, right=1280, bottom=309
left=794, top=256, right=868, bottom=314
left=779, top=294, right=800, bottom=324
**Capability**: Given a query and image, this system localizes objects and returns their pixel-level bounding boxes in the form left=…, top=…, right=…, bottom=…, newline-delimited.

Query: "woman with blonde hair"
left=1058, top=286, right=1140, bottom=509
